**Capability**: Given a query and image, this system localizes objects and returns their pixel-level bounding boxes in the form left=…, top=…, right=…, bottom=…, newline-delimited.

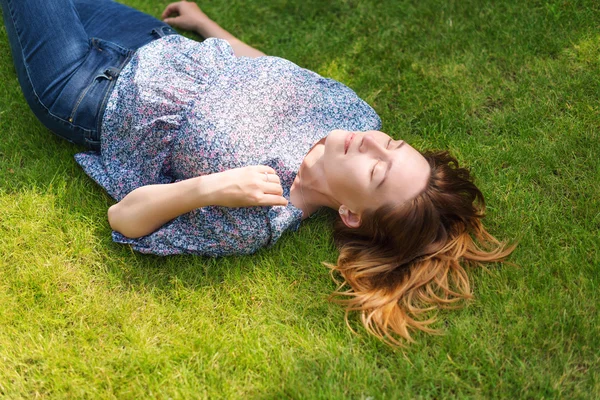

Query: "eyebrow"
left=376, top=141, right=405, bottom=189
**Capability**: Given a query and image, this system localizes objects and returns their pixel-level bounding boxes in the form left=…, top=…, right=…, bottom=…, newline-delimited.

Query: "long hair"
left=328, top=150, right=515, bottom=345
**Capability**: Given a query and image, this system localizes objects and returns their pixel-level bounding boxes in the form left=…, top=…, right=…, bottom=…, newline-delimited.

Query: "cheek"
left=338, top=165, right=369, bottom=195
left=325, top=157, right=369, bottom=196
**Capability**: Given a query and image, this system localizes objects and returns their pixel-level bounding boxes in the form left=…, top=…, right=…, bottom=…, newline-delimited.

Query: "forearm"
left=108, top=175, right=215, bottom=239
left=107, top=166, right=287, bottom=239
left=162, top=2, right=265, bottom=58
left=192, top=18, right=233, bottom=42
left=195, top=19, right=265, bottom=58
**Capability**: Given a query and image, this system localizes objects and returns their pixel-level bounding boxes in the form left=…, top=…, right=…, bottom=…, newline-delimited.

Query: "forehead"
left=381, top=141, right=430, bottom=205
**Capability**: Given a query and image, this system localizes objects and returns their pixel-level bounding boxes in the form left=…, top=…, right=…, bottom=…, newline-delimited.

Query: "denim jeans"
left=0, top=0, right=176, bottom=150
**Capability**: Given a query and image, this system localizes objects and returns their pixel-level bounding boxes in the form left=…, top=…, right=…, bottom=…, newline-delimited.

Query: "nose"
left=360, top=133, right=387, bottom=156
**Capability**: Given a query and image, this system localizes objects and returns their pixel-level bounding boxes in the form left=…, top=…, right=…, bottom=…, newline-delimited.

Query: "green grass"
left=1, top=0, right=599, bottom=398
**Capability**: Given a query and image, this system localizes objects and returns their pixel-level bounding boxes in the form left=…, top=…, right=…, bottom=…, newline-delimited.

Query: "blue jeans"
left=0, top=0, right=176, bottom=150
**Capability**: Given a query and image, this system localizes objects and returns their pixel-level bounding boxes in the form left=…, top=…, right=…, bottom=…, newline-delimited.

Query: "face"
left=323, top=130, right=431, bottom=215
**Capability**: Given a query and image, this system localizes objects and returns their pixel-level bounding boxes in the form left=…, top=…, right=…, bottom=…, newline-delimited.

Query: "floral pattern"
left=75, top=35, right=381, bottom=256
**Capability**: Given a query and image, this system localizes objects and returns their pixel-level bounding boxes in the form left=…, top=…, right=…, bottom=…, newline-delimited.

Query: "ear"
left=339, top=206, right=361, bottom=228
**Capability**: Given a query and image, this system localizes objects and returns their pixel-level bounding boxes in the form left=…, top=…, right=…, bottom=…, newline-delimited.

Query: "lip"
left=344, top=133, right=355, bottom=154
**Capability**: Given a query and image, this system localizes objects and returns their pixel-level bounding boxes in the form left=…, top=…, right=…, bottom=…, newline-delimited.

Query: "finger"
left=266, top=174, right=281, bottom=184
left=161, top=3, right=181, bottom=19
left=255, top=165, right=277, bottom=175
left=254, top=167, right=281, bottom=183
left=260, top=195, right=289, bottom=206
left=263, top=182, right=284, bottom=195
left=261, top=173, right=281, bottom=185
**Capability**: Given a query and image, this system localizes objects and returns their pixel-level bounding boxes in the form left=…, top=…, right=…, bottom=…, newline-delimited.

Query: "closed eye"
left=372, top=139, right=392, bottom=179
left=371, top=138, right=394, bottom=180
left=371, top=160, right=379, bottom=179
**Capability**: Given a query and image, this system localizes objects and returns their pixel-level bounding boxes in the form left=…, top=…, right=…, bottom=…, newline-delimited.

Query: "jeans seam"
left=6, top=0, right=90, bottom=132
left=69, top=78, right=98, bottom=123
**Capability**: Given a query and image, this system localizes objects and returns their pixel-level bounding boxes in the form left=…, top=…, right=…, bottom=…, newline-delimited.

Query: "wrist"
left=194, top=17, right=215, bottom=37
left=195, top=173, right=221, bottom=207
left=193, top=18, right=209, bottom=35
left=195, top=19, right=236, bottom=41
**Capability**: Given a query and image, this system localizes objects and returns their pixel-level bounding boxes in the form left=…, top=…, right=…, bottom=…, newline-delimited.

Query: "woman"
left=1, top=0, right=513, bottom=344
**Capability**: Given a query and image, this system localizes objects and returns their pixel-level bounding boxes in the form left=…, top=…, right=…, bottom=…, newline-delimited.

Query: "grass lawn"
left=1, top=0, right=599, bottom=398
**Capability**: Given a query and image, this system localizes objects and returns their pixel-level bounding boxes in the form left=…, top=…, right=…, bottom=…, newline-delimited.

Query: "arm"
left=108, top=166, right=287, bottom=238
left=161, top=1, right=266, bottom=58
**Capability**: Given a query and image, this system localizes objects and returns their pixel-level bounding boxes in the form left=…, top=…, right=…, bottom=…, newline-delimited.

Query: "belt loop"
left=151, top=28, right=162, bottom=38
left=104, top=68, right=119, bottom=80
left=152, top=26, right=175, bottom=38
left=85, top=137, right=101, bottom=151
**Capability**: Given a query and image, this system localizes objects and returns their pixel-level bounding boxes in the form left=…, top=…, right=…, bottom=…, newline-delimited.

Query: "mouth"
left=344, top=133, right=355, bottom=154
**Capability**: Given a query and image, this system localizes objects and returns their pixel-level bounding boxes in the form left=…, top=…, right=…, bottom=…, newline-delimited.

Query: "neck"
left=290, top=140, right=339, bottom=219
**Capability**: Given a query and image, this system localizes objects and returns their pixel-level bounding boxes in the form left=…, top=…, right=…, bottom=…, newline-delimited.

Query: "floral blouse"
left=75, top=35, right=381, bottom=256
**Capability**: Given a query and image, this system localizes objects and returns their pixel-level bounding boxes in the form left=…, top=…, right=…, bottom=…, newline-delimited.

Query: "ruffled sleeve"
left=111, top=206, right=272, bottom=256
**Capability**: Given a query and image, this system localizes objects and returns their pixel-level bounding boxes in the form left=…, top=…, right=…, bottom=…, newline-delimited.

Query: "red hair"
left=328, top=150, right=515, bottom=345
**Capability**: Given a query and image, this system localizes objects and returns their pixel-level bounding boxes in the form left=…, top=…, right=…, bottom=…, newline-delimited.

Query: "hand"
left=161, top=1, right=211, bottom=32
left=206, top=166, right=289, bottom=208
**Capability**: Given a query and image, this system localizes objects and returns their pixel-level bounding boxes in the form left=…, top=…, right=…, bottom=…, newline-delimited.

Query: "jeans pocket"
left=68, top=71, right=113, bottom=127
